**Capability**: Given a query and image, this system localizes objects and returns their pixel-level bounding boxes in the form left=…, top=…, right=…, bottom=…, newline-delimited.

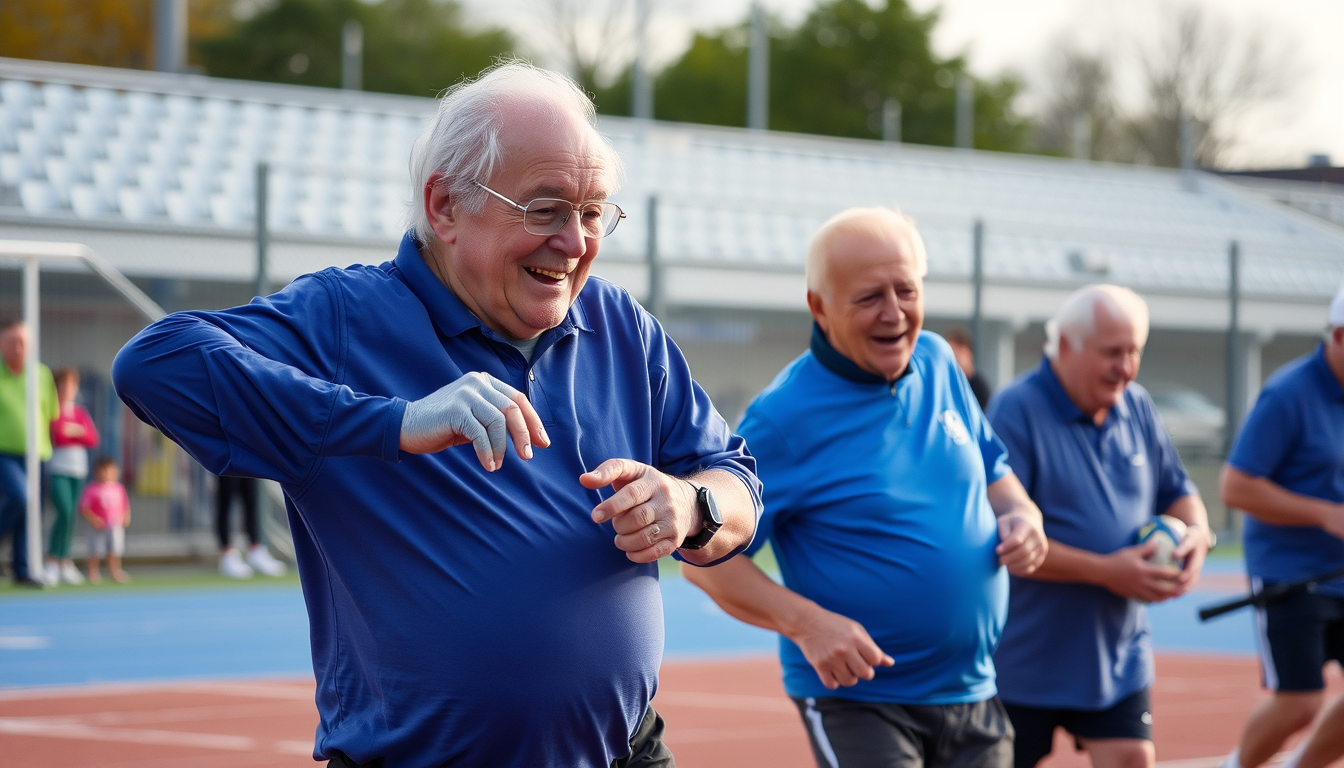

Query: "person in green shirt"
left=0, top=319, right=58, bottom=587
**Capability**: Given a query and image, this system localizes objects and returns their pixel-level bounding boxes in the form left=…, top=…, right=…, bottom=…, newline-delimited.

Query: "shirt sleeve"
left=637, top=306, right=763, bottom=565
left=954, top=355, right=1010, bottom=484
left=77, top=406, right=99, bottom=449
left=112, top=272, right=407, bottom=487
left=1137, top=392, right=1198, bottom=513
left=986, top=389, right=1034, bottom=497
left=1227, top=387, right=1297, bottom=482
left=737, top=408, right=798, bottom=558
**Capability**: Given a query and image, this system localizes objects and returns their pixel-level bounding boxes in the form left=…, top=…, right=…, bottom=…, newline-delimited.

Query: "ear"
left=423, top=173, right=458, bottom=245
left=1333, top=327, right=1344, bottom=348
left=806, top=290, right=829, bottom=333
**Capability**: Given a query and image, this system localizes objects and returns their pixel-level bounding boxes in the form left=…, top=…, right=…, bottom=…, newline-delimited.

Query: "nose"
left=545, top=208, right=590, bottom=259
left=877, top=292, right=905, bottom=324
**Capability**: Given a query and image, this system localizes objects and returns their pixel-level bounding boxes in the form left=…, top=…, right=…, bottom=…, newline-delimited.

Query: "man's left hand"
left=1171, top=523, right=1211, bottom=594
left=581, top=459, right=699, bottom=563
left=996, top=511, right=1048, bottom=576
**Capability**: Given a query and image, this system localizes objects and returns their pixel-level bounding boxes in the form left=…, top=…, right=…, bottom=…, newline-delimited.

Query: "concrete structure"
left=2, top=57, right=1342, bottom=543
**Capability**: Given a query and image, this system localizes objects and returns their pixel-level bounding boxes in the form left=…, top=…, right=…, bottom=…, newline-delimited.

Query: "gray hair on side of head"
left=1044, top=284, right=1150, bottom=360
left=805, top=206, right=929, bottom=295
left=405, top=60, right=624, bottom=243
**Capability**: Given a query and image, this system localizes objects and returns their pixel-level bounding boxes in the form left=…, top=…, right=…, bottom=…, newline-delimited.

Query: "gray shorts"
left=87, top=526, right=124, bottom=558
left=792, top=695, right=1013, bottom=768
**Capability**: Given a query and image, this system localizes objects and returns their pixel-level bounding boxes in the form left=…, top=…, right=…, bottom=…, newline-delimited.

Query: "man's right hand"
left=1099, top=541, right=1182, bottom=602
left=399, top=372, right=549, bottom=470
left=789, top=606, right=895, bottom=690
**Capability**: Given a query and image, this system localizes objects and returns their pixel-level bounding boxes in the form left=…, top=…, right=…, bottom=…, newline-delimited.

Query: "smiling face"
left=807, top=224, right=924, bottom=381
left=424, top=98, right=611, bottom=340
left=1054, top=304, right=1144, bottom=423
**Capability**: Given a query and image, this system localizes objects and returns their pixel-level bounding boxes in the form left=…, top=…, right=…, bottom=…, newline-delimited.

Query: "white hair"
left=805, top=207, right=929, bottom=294
left=1045, top=284, right=1151, bottom=360
left=406, top=61, right=624, bottom=243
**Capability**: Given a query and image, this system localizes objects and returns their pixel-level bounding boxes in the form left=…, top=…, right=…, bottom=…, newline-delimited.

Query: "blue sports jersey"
left=988, top=357, right=1196, bottom=709
left=740, top=327, right=1011, bottom=705
left=112, top=233, right=762, bottom=767
left=1228, top=345, right=1344, bottom=596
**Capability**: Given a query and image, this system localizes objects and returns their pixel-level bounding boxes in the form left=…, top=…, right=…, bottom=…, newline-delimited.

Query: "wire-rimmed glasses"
left=473, top=180, right=626, bottom=238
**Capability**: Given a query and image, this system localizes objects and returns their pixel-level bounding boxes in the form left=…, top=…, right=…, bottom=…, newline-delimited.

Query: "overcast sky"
left=461, top=0, right=1342, bottom=169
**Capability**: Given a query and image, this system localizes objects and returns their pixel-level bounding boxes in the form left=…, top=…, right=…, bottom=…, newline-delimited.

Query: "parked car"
left=1150, top=389, right=1226, bottom=460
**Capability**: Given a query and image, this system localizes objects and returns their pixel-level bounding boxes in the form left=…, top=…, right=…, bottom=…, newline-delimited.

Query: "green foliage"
left=606, top=0, right=1029, bottom=152
left=193, top=0, right=513, bottom=98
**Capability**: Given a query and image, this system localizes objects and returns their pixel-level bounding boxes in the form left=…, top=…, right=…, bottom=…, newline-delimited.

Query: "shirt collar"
left=1311, top=343, right=1344, bottom=400
left=392, top=232, right=593, bottom=342
left=1036, top=355, right=1131, bottom=424
left=809, top=322, right=899, bottom=385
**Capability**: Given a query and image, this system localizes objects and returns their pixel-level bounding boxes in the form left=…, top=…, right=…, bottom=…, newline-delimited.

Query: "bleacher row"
left=0, top=78, right=426, bottom=237
left=1, top=62, right=1342, bottom=300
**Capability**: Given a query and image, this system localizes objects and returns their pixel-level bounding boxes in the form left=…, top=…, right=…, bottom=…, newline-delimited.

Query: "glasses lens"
left=522, top=199, right=623, bottom=238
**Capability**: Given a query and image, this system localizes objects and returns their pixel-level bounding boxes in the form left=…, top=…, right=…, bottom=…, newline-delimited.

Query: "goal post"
left=0, top=240, right=165, bottom=583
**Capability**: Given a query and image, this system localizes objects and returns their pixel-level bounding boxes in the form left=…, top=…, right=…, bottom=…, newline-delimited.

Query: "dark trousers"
left=324, top=706, right=676, bottom=768
left=0, top=454, right=32, bottom=580
left=216, top=475, right=259, bottom=550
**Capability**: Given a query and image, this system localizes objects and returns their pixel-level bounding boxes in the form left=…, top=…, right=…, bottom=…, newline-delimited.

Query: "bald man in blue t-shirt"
left=685, top=207, right=1048, bottom=768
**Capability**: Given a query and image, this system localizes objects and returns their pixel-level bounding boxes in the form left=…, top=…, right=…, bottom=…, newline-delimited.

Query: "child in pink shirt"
left=80, top=458, right=130, bottom=584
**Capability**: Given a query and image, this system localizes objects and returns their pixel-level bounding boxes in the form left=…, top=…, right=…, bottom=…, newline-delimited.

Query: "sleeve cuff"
left=382, top=397, right=408, bottom=463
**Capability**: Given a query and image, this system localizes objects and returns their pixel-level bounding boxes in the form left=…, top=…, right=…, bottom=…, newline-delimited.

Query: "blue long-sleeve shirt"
left=112, top=233, right=762, bottom=767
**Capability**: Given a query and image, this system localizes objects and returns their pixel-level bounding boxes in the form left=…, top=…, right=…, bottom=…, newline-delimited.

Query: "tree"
left=612, top=0, right=1029, bottom=152
left=1031, top=45, right=1127, bottom=161
left=1128, top=5, right=1294, bottom=168
left=0, top=0, right=235, bottom=71
left=194, top=0, right=513, bottom=97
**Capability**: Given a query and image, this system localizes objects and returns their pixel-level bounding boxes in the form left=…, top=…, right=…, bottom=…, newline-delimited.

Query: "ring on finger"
left=649, top=524, right=661, bottom=538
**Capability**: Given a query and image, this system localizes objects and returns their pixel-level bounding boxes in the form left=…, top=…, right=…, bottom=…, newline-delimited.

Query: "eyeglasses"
left=473, top=180, right=626, bottom=239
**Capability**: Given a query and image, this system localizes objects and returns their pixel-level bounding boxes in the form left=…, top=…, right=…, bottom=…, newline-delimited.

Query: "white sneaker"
left=246, top=545, right=287, bottom=577
left=220, top=548, right=254, bottom=579
left=60, top=562, right=85, bottom=585
left=43, top=561, right=60, bottom=587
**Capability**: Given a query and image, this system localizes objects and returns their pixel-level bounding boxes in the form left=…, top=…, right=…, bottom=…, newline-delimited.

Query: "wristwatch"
left=678, top=482, right=722, bottom=550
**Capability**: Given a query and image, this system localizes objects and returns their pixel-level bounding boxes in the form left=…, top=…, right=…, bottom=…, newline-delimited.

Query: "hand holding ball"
left=1137, top=515, right=1188, bottom=569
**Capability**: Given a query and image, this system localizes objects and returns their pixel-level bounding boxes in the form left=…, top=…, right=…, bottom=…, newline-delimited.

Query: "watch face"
left=699, top=486, right=723, bottom=527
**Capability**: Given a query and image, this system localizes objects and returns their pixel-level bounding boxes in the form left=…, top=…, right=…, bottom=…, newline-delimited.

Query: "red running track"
left=1, top=655, right=1340, bottom=767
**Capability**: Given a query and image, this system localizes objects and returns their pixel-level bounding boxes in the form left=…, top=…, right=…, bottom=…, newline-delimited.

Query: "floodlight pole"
left=255, top=162, right=269, bottom=299
left=1225, top=240, right=1241, bottom=455
left=0, top=241, right=166, bottom=583
left=646, top=195, right=664, bottom=318
left=971, top=219, right=985, bottom=372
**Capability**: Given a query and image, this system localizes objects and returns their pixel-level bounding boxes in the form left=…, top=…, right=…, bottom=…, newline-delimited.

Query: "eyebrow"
left=520, top=184, right=610, bottom=202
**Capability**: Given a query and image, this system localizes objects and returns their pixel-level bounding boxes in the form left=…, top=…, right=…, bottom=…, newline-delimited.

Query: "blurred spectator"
left=946, top=327, right=993, bottom=411
left=0, top=319, right=57, bottom=588
left=80, top=457, right=130, bottom=584
left=44, top=368, right=99, bottom=586
left=216, top=475, right=286, bottom=579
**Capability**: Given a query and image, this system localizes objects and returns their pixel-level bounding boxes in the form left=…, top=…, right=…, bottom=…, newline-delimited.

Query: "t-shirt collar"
left=1036, top=355, right=1130, bottom=424
left=1311, top=343, right=1344, bottom=400
left=810, top=322, right=902, bottom=385
left=392, top=231, right=592, bottom=342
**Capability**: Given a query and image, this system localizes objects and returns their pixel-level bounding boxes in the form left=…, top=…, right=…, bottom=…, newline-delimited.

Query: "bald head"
left=806, top=207, right=928, bottom=296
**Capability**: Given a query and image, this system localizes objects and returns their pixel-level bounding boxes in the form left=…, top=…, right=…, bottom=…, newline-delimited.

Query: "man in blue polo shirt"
left=685, top=207, right=1048, bottom=768
left=1218, top=288, right=1344, bottom=768
left=987, top=285, right=1212, bottom=768
left=112, top=63, right=761, bottom=768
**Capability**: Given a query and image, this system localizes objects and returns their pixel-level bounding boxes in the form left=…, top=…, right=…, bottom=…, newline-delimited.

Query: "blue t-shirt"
left=739, top=327, right=1011, bottom=705
left=1228, top=345, right=1344, bottom=596
left=988, top=357, right=1196, bottom=709
left=112, top=233, right=762, bottom=767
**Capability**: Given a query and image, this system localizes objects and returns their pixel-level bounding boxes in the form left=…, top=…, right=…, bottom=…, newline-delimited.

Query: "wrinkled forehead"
left=494, top=98, right=617, bottom=195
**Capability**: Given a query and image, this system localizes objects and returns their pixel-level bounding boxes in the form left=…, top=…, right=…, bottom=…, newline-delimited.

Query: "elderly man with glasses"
left=113, top=63, right=761, bottom=768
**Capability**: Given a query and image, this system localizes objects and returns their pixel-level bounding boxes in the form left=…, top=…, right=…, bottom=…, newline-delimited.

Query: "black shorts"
left=1255, top=582, right=1344, bottom=692
left=791, top=695, right=1013, bottom=768
left=1003, top=688, right=1152, bottom=768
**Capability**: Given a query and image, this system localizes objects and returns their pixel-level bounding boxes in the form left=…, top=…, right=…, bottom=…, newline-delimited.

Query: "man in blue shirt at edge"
left=987, top=285, right=1213, bottom=768
left=684, top=207, right=1049, bottom=768
left=111, top=63, right=762, bottom=768
left=1218, top=287, right=1344, bottom=768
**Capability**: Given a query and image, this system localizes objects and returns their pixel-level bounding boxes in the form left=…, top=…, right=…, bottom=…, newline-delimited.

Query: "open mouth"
left=524, top=266, right=568, bottom=285
left=871, top=331, right=908, bottom=347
